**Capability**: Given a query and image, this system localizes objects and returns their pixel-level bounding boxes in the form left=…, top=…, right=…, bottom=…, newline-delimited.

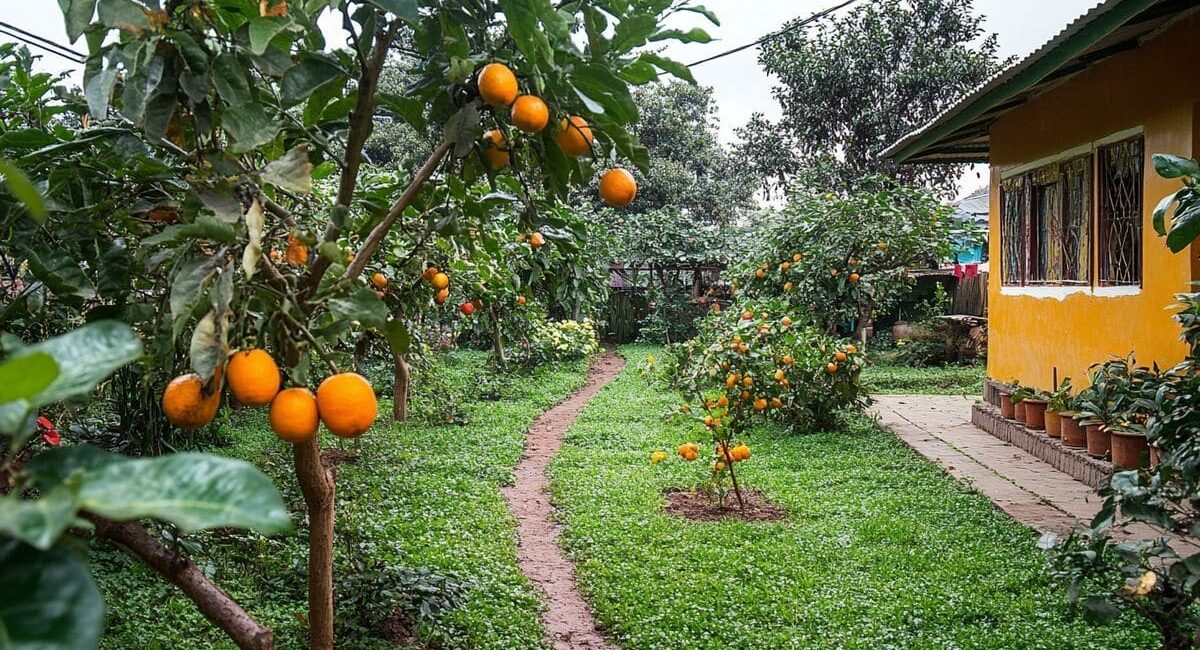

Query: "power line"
left=0, top=21, right=86, bottom=64
left=686, top=0, right=864, bottom=68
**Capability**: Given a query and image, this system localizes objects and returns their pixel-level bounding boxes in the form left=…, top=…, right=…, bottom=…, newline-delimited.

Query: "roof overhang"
left=883, top=0, right=1200, bottom=165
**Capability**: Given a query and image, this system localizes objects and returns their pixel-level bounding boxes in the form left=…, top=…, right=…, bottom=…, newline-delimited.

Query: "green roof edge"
left=889, top=0, right=1158, bottom=164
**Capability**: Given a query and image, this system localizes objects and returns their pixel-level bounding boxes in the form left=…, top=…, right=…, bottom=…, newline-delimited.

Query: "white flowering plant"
left=526, top=319, right=601, bottom=363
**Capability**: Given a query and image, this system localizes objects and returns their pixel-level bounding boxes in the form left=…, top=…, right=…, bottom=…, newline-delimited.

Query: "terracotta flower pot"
left=1024, top=399, right=1048, bottom=431
left=1110, top=429, right=1149, bottom=469
left=1045, top=411, right=1062, bottom=438
left=1015, top=401, right=1027, bottom=424
left=999, top=393, right=1015, bottom=419
left=1060, top=413, right=1086, bottom=448
left=1085, top=424, right=1111, bottom=459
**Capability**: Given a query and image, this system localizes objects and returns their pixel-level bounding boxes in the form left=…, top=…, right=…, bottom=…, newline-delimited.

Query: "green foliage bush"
left=525, top=319, right=601, bottom=364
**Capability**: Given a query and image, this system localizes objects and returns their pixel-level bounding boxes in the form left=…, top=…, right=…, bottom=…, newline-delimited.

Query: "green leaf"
left=169, top=257, right=217, bottom=340
left=58, top=0, right=98, bottom=42
left=196, top=181, right=243, bottom=223
left=1152, top=189, right=1184, bottom=236
left=83, top=66, right=118, bottom=120
left=618, top=59, right=658, bottom=85
left=75, top=453, right=291, bottom=535
left=0, top=352, right=58, bottom=405
left=612, top=14, right=658, bottom=54
left=0, top=539, right=103, bottom=650
left=1167, top=202, right=1200, bottom=253
left=650, top=27, right=713, bottom=44
left=443, top=104, right=480, bottom=159
left=281, top=55, right=346, bottom=107
left=329, top=286, right=388, bottom=329
left=223, top=105, right=279, bottom=153
left=144, top=215, right=237, bottom=246
left=498, top=0, right=553, bottom=64
left=0, top=159, right=47, bottom=223
left=24, top=247, right=95, bottom=300
left=262, top=144, right=313, bottom=193
left=25, top=446, right=116, bottom=490
left=638, top=52, right=696, bottom=83
left=212, top=53, right=252, bottom=106
left=679, top=5, right=720, bottom=25
left=366, top=0, right=419, bottom=24
left=248, top=17, right=288, bottom=56
left=1152, top=153, right=1200, bottom=180
left=569, top=64, right=638, bottom=123
left=1080, top=595, right=1121, bottom=624
left=96, top=0, right=149, bottom=34
left=383, top=318, right=410, bottom=355
left=0, top=485, right=80, bottom=550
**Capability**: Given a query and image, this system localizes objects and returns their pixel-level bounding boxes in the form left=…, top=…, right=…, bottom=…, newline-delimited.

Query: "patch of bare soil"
left=662, top=489, right=788, bottom=523
left=502, top=350, right=625, bottom=650
left=381, top=607, right=420, bottom=647
left=320, top=449, right=359, bottom=467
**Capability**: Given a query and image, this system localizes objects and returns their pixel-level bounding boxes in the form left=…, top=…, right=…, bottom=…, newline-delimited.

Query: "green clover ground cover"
left=92, top=350, right=589, bottom=649
left=862, top=363, right=986, bottom=395
left=548, top=345, right=1153, bottom=649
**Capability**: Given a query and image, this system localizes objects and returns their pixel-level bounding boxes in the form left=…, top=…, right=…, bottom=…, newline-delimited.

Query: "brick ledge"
left=971, top=402, right=1113, bottom=490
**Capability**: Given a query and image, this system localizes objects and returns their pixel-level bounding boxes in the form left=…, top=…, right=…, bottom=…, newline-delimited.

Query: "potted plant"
left=1076, top=359, right=1140, bottom=460
left=1108, top=419, right=1150, bottom=469
left=1011, top=385, right=1034, bottom=425
left=1045, top=379, right=1073, bottom=438
left=1061, top=407, right=1087, bottom=448
left=998, top=382, right=1016, bottom=419
left=1022, top=388, right=1051, bottom=431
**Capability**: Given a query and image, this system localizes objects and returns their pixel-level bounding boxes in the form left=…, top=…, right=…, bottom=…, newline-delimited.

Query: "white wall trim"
left=1000, top=284, right=1142, bottom=299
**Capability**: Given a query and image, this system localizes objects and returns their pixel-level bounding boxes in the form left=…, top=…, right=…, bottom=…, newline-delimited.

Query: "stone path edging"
left=502, top=350, right=625, bottom=650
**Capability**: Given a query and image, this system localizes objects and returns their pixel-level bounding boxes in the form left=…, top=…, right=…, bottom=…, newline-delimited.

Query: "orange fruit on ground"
left=849, top=273, right=860, bottom=284
left=226, top=349, right=281, bottom=407
left=372, top=272, right=388, bottom=289
left=517, top=295, right=527, bottom=305
left=555, top=116, right=593, bottom=157
left=599, top=169, right=637, bottom=207
left=826, top=362, right=839, bottom=374
left=835, top=351, right=848, bottom=363
left=876, top=242, right=889, bottom=251
left=269, top=388, right=319, bottom=443
left=162, top=371, right=223, bottom=430
left=793, top=253, right=803, bottom=262
left=510, top=95, right=549, bottom=132
left=482, top=130, right=510, bottom=169
left=435, top=288, right=450, bottom=305
left=316, top=372, right=377, bottom=438
left=477, top=62, right=518, bottom=107
left=285, top=234, right=308, bottom=266
left=741, top=311, right=753, bottom=320
left=431, top=272, right=450, bottom=291
left=529, top=232, right=546, bottom=248
left=781, top=316, right=792, bottom=327
left=782, top=355, right=794, bottom=365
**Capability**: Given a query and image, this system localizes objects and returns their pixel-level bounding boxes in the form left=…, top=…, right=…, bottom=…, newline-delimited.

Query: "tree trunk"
left=353, top=335, right=370, bottom=373
left=292, top=437, right=335, bottom=650
left=491, top=308, right=506, bottom=368
left=392, top=350, right=410, bottom=422
left=87, top=515, right=274, bottom=650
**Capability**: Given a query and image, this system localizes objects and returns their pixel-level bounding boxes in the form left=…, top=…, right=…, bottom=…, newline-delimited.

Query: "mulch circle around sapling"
left=662, top=488, right=788, bottom=522
left=321, top=449, right=360, bottom=467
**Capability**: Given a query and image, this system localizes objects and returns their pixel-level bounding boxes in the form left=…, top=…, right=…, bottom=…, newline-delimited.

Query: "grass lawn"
left=862, top=363, right=985, bottom=395
left=92, top=350, right=590, bottom=650
left=548, top=345, right=1154, bottom=650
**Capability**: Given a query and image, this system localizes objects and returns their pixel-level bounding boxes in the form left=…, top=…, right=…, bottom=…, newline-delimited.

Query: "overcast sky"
left=5, top=0, right=1100, bottom=194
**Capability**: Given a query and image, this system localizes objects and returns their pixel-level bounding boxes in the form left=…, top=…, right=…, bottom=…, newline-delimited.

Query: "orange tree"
left=1, top=1, right=715, bottom=648
left=651, top=298, right=867, bottom=508
left=731, top=179, right=961, bottom=338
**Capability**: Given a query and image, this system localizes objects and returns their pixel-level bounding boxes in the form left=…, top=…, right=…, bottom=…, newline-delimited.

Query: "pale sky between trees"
left=6, top=0, right=1100, bottom=196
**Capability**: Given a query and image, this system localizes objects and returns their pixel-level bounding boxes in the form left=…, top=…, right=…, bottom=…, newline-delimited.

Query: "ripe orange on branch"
left=226, top=349, right=281, bottom=406
left=528, top=232, right=546, bottom=248
left=285, top=234, right=308, bottom=266
left=511, top=95, right=549, bottom=132
left=163, top=370, right=223, bottom=430
left=316, top=372, right=377, bottom=438
left=371, top=273, right=388, bottom=289
left=270, top=388, right=319, bottom=443
left=431, top=272, right=450, bottom=291
left=555, top=115, right=593, bottom=157
left=599, top=169, right=637, bottom=207
left=477, top=62, right=518, bottom=107
left=482, top=130, right=510, bottom=169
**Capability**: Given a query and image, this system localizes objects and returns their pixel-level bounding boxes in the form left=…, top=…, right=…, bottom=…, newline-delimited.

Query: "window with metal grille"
left=1097, top=137, right=1144, bottom=286
left=1000, top=176, right=1026, bottom=285
left=1061, top=156, right=1092, bottom=284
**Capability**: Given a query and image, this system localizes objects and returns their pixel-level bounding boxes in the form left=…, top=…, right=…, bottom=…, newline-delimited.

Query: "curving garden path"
left=502, top=350, right=625, bottom=650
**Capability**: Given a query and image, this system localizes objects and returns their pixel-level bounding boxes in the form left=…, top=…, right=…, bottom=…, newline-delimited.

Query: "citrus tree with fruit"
left=654, top=298, right=867, bottom=508
left=1, top=0, right=715, bottom=647
left=733, top=179, right=961, bottom=339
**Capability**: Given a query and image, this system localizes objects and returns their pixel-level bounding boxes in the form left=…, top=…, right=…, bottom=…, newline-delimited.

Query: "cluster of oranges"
left=824, top=344, right=858, bottom=374
left=667, top=442, right=751, bottom=466
left=421, top=266, right=451, bottom=304
left=474, top=62, right=637, bottom=208
left=162, top=349, right=378, bottom=443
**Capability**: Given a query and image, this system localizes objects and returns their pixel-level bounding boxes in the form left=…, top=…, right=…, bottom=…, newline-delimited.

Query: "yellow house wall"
left=986, top=13, right=1200, bottom=390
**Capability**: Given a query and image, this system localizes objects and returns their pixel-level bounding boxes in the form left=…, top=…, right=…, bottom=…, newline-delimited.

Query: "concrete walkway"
left=871, top=394, right=1199, bottom=552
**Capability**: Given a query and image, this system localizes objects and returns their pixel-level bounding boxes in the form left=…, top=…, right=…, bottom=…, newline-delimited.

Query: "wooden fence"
left=951, top=271, right=988, bottom=317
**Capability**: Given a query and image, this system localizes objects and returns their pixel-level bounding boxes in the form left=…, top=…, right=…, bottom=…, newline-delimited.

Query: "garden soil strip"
left=503, top=350, right=625, bottom=650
